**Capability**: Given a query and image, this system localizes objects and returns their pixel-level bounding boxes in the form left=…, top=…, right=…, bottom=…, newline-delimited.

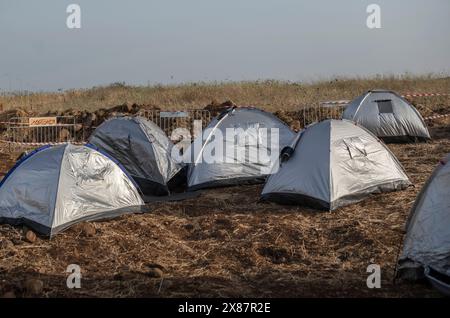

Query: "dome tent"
left=187, top=107, right=296, bottom=190
left=397, top=154, right=450, bottom=296
left=261, top=119, right=411, bottom=210
left=89, top=116, right=183, bottom=196
left=342, top=89, right=430, bottom=142
left=0, top=144, right=144, bottom=236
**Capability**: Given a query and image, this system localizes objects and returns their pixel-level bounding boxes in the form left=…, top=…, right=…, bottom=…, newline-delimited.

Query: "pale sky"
left=0, top=0, right=449, bottom=92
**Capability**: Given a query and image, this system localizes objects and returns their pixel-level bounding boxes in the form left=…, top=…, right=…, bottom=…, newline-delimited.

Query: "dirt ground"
left=0, top=117, right=449, bottom=298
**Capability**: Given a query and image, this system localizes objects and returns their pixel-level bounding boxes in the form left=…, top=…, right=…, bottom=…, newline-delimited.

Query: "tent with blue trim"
left=0, top=144, right=144, bottom=236
left=89, top=116, right=183, bottom=196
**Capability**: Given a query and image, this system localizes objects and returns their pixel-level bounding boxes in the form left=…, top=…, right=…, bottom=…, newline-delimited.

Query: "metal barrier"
left=0, top=106, right=344, bottom=153
left=299, top=104, right=346, bottom=128
left=139, top=109, right=212, bottom=140
left=139, top=106, right=342, bottom=135
left=0, top=116, right=81, bottom=152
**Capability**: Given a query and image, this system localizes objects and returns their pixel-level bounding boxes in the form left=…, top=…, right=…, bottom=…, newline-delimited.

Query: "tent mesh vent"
left=376, top=100, right=394, bottom=114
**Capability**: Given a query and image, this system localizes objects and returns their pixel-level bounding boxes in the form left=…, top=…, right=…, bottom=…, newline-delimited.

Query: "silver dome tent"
left=342, top=90, right=430, bottom=142
left=89, top=116, right=183, bottom=196
left=187, top=107, right=296, bottom=191
left=0, top=144, right=144, bottom=236
left=397, top=154, right=450, bottom=296
left=261, top=119, right=411, bottom=210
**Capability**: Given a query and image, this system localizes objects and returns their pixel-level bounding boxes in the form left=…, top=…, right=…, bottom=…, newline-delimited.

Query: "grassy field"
left=1, top=75, right=449, bottom=114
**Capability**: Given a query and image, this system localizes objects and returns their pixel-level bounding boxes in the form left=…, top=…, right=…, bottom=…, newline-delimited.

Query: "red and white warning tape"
left=320, top=92, right=450, bottom=106
left=424, top=113, right=450, bottom=121
left=402, top=93, right=450, bottom=98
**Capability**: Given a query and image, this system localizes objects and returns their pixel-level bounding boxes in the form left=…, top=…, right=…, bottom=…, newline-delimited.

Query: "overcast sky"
left=0, top=0, right=449, bottom=92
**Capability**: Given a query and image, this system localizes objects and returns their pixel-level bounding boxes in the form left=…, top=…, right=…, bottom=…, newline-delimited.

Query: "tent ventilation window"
left=376, top=99, right=394, bottom=114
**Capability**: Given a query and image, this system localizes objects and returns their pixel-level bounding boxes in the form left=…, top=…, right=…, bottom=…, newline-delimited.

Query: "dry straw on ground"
left=0, top=77, right=449, bottom=297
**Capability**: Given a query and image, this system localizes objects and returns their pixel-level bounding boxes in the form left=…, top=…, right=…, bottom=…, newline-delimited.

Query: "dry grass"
left=1, top=75, right=449, bottom=114
left=0, top=77, right=450, bottom=298
left=0, top=118, right=449, bottom=298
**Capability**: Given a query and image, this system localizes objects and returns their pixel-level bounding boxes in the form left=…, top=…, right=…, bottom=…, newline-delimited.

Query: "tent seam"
left=136, top=119, right=170, bottom=184
left=352, top=92, right=372, bottom=119
left=193, top=110, right=231, bottom=166
left=329, top=120, right=333, bottom=210
left=49, top=144, right=67, bottom=238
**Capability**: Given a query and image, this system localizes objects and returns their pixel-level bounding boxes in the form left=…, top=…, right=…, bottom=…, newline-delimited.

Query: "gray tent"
left=397, top=154, right=450, bottom=296
left=89, top=116, right=183, bottom=196
left=0, top=144, right=144, bottom=236
left=261, top=119, right=411, bottom=210
left=187, top=107, right=296, bottom=190
left=342, top=90, right=430, bottom=142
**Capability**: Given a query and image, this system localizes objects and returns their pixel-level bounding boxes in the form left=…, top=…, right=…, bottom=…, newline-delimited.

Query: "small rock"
left=184, top=221, right=201, bottom=232
left=145, top=264, right=165, bottom=278
left=147, top=268, right=164, bottom=278
left=146, top=263, right=165, bottom=270
left=221, top=100, right=236, bottom=107
left=212, top=229, right=228, bottom=240
left=25, top=230, right=37, bottom=243
left=23, top=279, right=43, bottom=295
left=184, top=224, right=194, bottom=230
left=81, top=223, right=96, bottom=237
